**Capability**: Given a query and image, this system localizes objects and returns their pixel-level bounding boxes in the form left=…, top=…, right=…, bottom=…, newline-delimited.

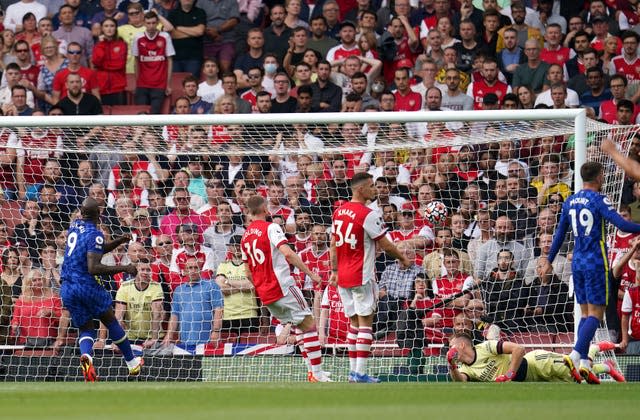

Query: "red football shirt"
left=332, top=201, right=387, bottom=288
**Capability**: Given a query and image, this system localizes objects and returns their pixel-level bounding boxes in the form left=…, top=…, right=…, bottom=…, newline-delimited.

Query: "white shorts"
left=338, top=281, right=378, bottom=318
left=267, top=286, right=312, bottom=326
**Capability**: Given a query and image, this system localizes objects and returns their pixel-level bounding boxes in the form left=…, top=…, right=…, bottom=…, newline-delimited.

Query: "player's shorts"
left=573, top=267, right=608, bottom=306
left=523, top=350, right=572, bottom=382
left=60, top=281, right=113, bottom=328
left=267, top=286, right=312, bottom=325
left=338, top=281, right=378, bottom=318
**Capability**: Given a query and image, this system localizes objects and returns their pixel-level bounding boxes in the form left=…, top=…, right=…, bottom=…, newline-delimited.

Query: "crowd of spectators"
left=1, top=0, right=640, bottom=357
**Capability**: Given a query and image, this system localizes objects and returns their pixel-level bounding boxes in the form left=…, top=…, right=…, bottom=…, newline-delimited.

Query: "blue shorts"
left=60, top=281, right=113, bottom=328
left=573, top=267, right=608, bottom=306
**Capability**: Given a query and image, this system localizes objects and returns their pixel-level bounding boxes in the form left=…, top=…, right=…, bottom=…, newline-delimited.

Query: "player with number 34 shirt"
left=329, top=172, right=411, bottom=383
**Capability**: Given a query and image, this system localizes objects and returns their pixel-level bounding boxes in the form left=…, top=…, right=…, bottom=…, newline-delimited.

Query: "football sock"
left=105, top=318, right=135, bottom=362
left=355, top=326, right=373, bottom=375
left=294, top=328, right=311, bottom=371
left=78, top=330, right=96, bottom=357
left=570, top=317, right=587, bottom=366
left=347, top=325, right=358, bottom=373
left=576, top=316, right=600, bottom=360
left=302, top=327, right=323, bottom=375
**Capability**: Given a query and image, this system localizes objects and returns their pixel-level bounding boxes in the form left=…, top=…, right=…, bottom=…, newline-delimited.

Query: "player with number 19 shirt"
left=543, top=161, right=640, bottom=383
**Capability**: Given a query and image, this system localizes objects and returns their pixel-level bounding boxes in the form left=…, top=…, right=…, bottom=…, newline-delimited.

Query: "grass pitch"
left=1, top=382, right=637, bottom=420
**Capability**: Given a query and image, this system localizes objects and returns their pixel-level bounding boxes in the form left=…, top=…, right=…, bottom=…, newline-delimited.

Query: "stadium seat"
left=109, top=105, right=152, bottom=115
left=509, top=332, right=556, bottom=347
left=554, top=332, right=575, bottom=354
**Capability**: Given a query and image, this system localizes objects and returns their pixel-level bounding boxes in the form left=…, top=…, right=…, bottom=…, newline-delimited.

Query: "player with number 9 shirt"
left=330, top=172, right=411, bottom=383
left=539, top=162, right=640, bottom=383
left=60, top=198, right=143, bottom=382
left=241, top=195, right=331, bottom=382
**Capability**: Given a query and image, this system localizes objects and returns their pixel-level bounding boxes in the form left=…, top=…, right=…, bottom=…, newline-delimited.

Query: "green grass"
left=0, top=382, right=638, bottom=420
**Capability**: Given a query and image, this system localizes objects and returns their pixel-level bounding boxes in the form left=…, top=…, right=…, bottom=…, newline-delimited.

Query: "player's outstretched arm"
left=599, top=198, right=640, bottom=234
left=377, top=236, right=412, bottom=268
left=103, top=234, right=132, bottom=253
left=329, top=237, right=338, bottom=286
left=602, top=139, right=640, bottom=180
left=87, top=252, right=137, bottom=277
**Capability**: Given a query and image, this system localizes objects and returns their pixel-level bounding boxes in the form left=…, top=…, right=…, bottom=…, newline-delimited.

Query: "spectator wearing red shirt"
left=393, top=67, right=422, bottom=111
left=132, top=11, right=175, bottom=114
left=466, top=56, right=511, bottom=110
left=52, top=42, right=100, bottom=104
left=10, top=268, right=62, bottom=346
left=92, top=17, right=128, bottom=106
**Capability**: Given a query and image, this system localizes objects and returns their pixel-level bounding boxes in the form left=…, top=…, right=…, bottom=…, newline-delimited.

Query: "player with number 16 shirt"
left=330, top=172, right=411, bottom=383
left=241, top=195, right=330, bottom=382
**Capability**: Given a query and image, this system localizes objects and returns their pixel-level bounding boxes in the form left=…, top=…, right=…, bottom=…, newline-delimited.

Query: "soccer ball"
left=425, top=200, right=448, bottom=226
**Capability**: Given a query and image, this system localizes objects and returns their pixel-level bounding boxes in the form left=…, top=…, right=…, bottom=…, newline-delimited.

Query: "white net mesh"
left=0, top=112, right=633, bottom=381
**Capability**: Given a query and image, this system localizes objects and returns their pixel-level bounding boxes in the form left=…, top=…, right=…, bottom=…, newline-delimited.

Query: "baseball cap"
left=188, top=155, right=203, bottom=163
left=14, top=239, right=28, bottom=248
left=591, top=15, right=607, bottom=24
left=396, top=58, right=414, bottom=70
left=401, top=203, right=415, bottom=213
left=133, top=208, right=150, bottom=219
left=339, top=20, right=356, bottom=30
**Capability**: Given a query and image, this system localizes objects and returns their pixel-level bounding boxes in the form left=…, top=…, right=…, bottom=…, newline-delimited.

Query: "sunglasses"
left=157, top=241, right=173, bottom=246
left=68, top=50, right=82, bottom=55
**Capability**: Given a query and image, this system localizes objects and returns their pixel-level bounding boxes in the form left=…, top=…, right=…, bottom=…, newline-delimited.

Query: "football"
left=425, top=200, right=448, bottom=226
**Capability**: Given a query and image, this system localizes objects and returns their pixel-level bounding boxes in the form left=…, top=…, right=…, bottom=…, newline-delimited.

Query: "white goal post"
left=0, top=109, right=631, bottom=382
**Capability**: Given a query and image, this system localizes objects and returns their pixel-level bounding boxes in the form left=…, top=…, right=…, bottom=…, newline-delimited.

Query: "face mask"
left=371, top=82, right=384, bottom=93
left=264, top=63, right=277, bottom=74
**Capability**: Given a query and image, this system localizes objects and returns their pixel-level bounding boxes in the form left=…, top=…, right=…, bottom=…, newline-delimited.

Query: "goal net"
left=0, top=111, right=632, bottom=382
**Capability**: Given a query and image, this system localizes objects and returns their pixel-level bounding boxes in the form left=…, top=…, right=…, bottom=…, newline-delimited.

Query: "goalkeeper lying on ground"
left=447, top=332, right=625, bottom=383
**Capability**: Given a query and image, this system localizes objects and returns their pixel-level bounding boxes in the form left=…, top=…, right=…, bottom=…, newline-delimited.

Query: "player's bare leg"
left=297, top=315, right=331, bottom=382
left=352, top=314, right=379, bottom=383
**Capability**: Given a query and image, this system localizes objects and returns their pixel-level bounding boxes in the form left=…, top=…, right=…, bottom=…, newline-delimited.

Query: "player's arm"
left=601, top=139, right=640, bottom=180
left=495, top=341, right=526, bottom=382
left=87, top=252, right=137, bottom=276
left=103, top=234, right=131, bottom=253
left=279, top=244, right=322, bottom=284
left=377, top=236, right=412, bottom=267
left=620, top=289, right=632, bottom=352
left=329, top=236, right=338, bottom=286
left=600, top=198, right=640, bottom=234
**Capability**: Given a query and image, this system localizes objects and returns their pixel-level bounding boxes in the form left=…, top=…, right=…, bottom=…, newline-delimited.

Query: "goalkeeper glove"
left=495, top=370, right=515, bottom=382
left=446, top=347, right=459, bottom=369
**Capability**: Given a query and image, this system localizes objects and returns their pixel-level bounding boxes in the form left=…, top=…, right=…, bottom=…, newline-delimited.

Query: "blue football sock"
left=79, top=330, right=96, bottom=356
left=105, top=319, right=135, bottom=362
left=575, top=316, right=600, bottom=360
left=572, top=317, right=587, bottom=354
